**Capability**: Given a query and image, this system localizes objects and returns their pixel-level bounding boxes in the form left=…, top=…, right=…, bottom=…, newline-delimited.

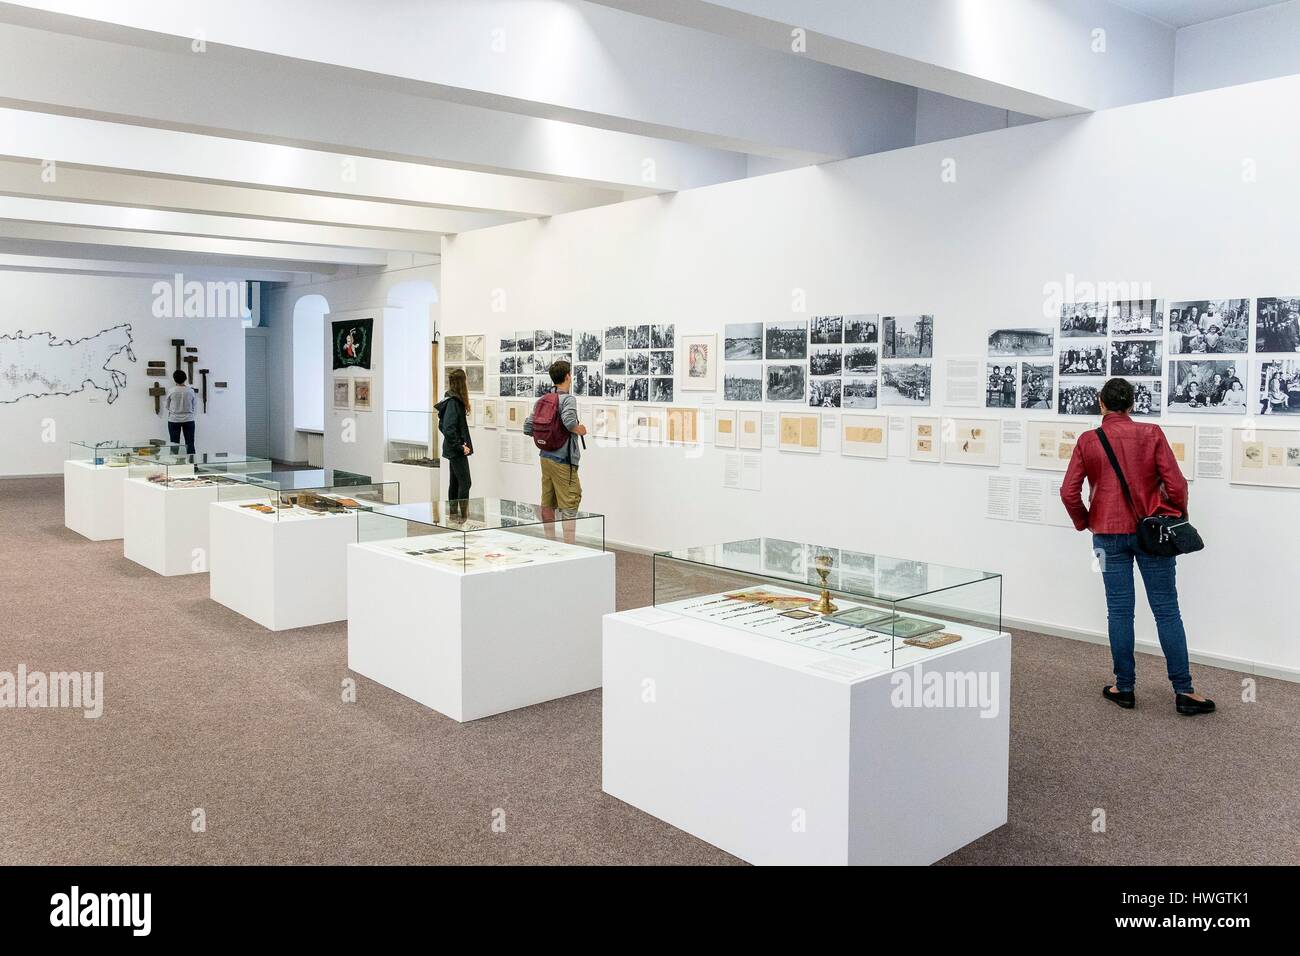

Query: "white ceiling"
left=1110, top=0, right=1291, bottom=28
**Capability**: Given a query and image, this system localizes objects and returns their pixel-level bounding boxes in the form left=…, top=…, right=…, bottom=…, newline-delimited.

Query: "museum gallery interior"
left=2, top=0, right=1300, bottom=877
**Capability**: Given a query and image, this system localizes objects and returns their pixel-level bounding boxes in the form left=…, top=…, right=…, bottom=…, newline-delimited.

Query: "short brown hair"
left=549, top=359, right=572, bottom=386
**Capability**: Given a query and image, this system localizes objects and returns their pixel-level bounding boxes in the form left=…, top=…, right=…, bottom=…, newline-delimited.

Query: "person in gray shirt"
left=162, top=369, right=198, bottom=454
left=524, top=360, right=587, bottom=525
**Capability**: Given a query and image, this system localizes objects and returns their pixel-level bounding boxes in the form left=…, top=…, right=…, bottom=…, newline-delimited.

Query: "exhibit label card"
left=888, top=415, right=908, bottom=458
left=1001, top=419, right=1025, bottom=465
left=1015, top=476, right=1045, bottom=523
left=762, top=411, right=778, bottom=448
left=1044, top=477, right=1075, bottom=527
left=944, top=356, right=982, bottom=407
left=1196, top=426, right=1226, bottom=479
left=723, top=453, right=761, bottom=491
left=821, top=413, right=839, bottom=453
left=985, top=474, right=1015, bottom=520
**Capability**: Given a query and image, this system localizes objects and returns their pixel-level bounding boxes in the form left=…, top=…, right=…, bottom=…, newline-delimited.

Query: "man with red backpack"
left=524, top=359, right=587, bottom=514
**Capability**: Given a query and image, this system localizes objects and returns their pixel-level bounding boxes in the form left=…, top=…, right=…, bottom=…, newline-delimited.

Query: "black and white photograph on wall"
left=765, top=320, right=808, bottom=360
left=465, top=365, right=485, bottom=394
left=809, top=345, right=843, bottom=377
left=498, top=375, right=514, bottom=397
left=844, top=314, right=879, bottom=345
left=985, top=363, right=1018, bottom=408
left=1020, top=361, right=1054, bottom=409
left=810, top=315, right=844, bottom=344
left=604, top=377, right=626, bottom=401
left=515, top=376, right=534, bottom=397
left=604, top=354, right=626, bottom=376
left=604, top=325, right=627, bottom=351
left=842, top=376, right=878, bottom=409
left=1060, top=303, right=1108, bottom=337
left=585, top=365, right=605, bottom=398
left=1166, top=359, right=1249, bottom=413
left=1110, top=339, right=1163, bottom=377
left=577, top=331, right=602, bottom=362
left=1131, top=380, right=1162, bottom=417
left=552, top=329, right=573, bottom=352
left=765, top=363, right=806, bottom=402
left=809, top=377, right=841, bottom=408
left=500, top=333, right=516, bottom=353
left=651, top=324, right=675, bottom=350
left=628, top=324, right=651, bottom=349
left=723, top=363, right=762, bottom=402
left=987, top=327, right=1054, bottom=356
left=1058, top=380, right=1103, bottom=416
left=499, top=355, right=520, bottom=375
left=1059, top=344, right=1107, bottom=376
left=573, top=363, right=587, bottom=395
left=628, top=377, right=649, bottom=402
left=515, top=329, right=535, bottom=352
left=880, top=361, right=931, bottom=406
left=535, top=376, right=553, bottom=397
left=882, top=315, right=934, bottom=358
left=1255, top=297, right=1300, bottom=353
left=724, top=322, right=763, bottom=360
left=1258, top=359, right=1300, bottom=414
left=1169, top=299, right=1250, bottom=353
left=534, top=329, right=554, bottom=351
left=877, top=557, right=927, bottom=597
left=1111, top=300, right=1164, bottom=337
left=650, top=350, right=674, bottom=376
left=844, top=344, right=878, bottom=374
left=626, top=350, right=649, bottom=375
left=651, top=377, right=674, bottom=403
left=762, top=537, right=804, bottom=577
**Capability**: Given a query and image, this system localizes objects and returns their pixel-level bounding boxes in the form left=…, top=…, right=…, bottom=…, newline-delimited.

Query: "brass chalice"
left=812, top=554, right=838, bottom=615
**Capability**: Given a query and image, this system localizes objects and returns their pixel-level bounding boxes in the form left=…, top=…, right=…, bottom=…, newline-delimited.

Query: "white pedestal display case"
left=602, top=540, right=1010, bottom=866
left=63, top=440, right=176, bottom=541
left=121, top=452, right=271, bottom=576
left=347, top=498, right=612, bottom=722
left=383, top=409, right=440, bottom=504
left=208, top=470, right=399, bottom=631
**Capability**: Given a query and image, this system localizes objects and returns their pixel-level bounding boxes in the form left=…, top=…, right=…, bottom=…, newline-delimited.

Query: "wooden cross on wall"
left=148, top=382, right=167, bottom=413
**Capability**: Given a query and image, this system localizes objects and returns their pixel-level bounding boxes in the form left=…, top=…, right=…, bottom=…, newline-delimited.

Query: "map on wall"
left=0, top=324, right=135, bottom=404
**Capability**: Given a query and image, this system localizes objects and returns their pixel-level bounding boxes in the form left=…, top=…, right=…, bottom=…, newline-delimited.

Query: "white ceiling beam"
left=590, top=0, right=1177, bottom=116
left=0, top=252, right=299, bottom=281
left=0, top=0, right=919, bottom=162
left=0, top=160, right=513, bottom=235
left=0, top=107, right=621, bottom=218
left=0, top=21, right=746, bottom=193
left=0, top=196, right=442, bottom=253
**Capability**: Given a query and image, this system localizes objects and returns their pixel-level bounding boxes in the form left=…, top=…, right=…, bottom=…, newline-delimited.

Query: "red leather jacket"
left=1060, top=413, right=1188, bottom=533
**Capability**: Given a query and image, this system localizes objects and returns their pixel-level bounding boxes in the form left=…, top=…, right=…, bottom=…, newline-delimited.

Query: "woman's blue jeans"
left=1092, top=533, right=1195, bottom=695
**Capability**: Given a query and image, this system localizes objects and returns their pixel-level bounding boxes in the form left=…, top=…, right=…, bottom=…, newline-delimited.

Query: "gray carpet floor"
left=2, top=475, right=1297, bottom=865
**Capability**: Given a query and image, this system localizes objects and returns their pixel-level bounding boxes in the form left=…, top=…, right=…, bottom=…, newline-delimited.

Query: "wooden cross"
left=148, top=382, right=167, bottom=413
left=171, top=339, right=185, bottom=370
left=183, top=352, right=198, bottom=386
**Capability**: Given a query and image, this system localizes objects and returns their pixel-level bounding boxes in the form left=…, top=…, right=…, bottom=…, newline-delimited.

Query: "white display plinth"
left=602, top=609, right=1011, bottom=866
left=347, top=536, right=615, bottom=721
left=63, top=460, right=131, bottom=541
left=209, top=502, right=358, bottom=630
left=122, top=477, right=260, bottom=576
left=381, top=461, right=439, bottom=504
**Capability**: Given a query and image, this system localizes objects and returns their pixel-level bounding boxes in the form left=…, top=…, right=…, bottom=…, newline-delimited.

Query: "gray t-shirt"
left=163, top=386, right=198, bottom=423
left=523, top=391, right=581, bottom=466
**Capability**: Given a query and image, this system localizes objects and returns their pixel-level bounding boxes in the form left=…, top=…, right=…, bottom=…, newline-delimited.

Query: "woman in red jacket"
left=1060, top=378, right=1215, bottom=716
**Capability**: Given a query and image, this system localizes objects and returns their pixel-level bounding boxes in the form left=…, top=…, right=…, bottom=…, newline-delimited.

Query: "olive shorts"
left=539, top=457, right=582, bottom=511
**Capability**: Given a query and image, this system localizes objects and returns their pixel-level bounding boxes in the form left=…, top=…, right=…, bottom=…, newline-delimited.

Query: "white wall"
left=442, top=74, right=1300, bottom=677
left=0, top=270, right=246, bottom=476
left=1175, top=0, right=1300, bottom=95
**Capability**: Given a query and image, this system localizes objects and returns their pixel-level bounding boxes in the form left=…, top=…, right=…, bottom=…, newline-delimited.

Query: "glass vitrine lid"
left=237, top=468, right=373, bottom=491
left=658, top=538, right=1000, bottom=602
left=369, top=497, right=603, bottom=532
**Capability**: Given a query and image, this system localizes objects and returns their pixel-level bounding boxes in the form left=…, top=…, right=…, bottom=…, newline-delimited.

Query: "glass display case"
left=127, top=452, right=273, bottom=487
left=386, top=409, right=439, bottom=467
left=653, top=539, right=1002, bottom=672
left=357, top=497, right=605, bottom=573
left=70, top=439, right=178, bottom=468
left=218, top=468, right=398, bottom=518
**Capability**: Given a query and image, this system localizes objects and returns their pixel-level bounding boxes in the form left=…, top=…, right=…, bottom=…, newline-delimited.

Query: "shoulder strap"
left=1094, top=427, right=1142, bottom=523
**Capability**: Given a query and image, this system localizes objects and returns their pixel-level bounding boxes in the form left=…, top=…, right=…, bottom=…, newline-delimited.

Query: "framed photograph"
left=651, top=377, right=674, bottom=403
left=483, top=401, right=501, bottom=429
left=765, top=363, right=806, bottom=403
left=724, top=322, right=762, bottom=360
left=649, top=350, right=674, bottom=376
left=499, top=333, right=516, bottom=353
left=1020, top=361, right=1054, bottom=410
left=1058, top=379, right=1104, bottom=416
left=1026, top=420, right=1093, bottom=472
left=1059, top=344, right=1107, bottom=376
left=592, top=404, right=621, bottom=440
left=576, top=331, right=602, bottom=362
left=680, top=333, right=718, bottom=390
left=1060, top=303, right=1108, bottom=338
left=844, top=314, right=879, bottom=345
left=534, top=329, right=554, bottom=351
left=1110, top=339, right=1163, bottom=377
left=628, top=325, right=651, bottom=350
left=778, top=412, right=821, bottom=454
left=604, top=354, right=626, bottom=377
left=652, top=324, right=675, bottom=350
left=625, top=350, right=649, bottom=375
left=506, top=401, right=526, bottom=431
left=1258, top=358, right=1300, bottom=415
left=842, top=376, right=878, bottom=409
left=665, top=406, right=699, bottom=445
left=1131, top=379, right=1162, bottom=417
left=809, top=345, right=843, bottom=377
left=843, top=345, right=877, bottom=375
left=464, top=334, right=486, bottom=362
left=353, top=376, right=373, bottom=411
left=514, top=329, right=535, bottom=352
left=444, top=335, right=465, bottom=362
left=809, top=377, right=841, bottom=408
left=737, top=410, right=763, bottom=450
left=465, top=365, right=485, bottom=394
left=987, top=327, right=1053, bottom=357
left=810, top=315, right=844, bottom=345
left=630, top=405, right=664, bottom=444
left=1254, top=298, right=1300, bottom=353
left=333, top=376, right=351, bottom=410
left=1167, top=359, right=1249, bottom=413
left=909, top=416, right=940, bottom=462
left=552, top=329, right=573, bottom=352
left=1159, top=424, right=1195, bottom=481
left=941, top=417, right=1001, bottom=467
left=985, top=363, right=1018, bottom=408
left=882, top=315, right=933, bottom=358
left=604, top=376, right=626, bottom=401
left=604, top=326, right=627, bottom=352
left=1109, top=299, right=1163, bottom=337
left=1230, top=427, right=1300, bottom=488
left=841, top=413, right=888, bottom=460
left=627, top=377, right=649, bottom=403
left=723, top=362, right=762, bottom=402
left=714, top=409, right=737, bottom=448
left=765, top=321, right=807, bottom=360
left=880, top=361, right=931, bottom=406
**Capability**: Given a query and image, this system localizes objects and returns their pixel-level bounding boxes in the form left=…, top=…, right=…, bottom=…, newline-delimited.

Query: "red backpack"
left=531, top=393, right=571, bottom=452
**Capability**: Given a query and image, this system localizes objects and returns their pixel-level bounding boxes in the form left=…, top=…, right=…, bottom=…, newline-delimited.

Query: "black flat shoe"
left=1176, top=693, right=1216, bottom=716
left=1103, top=685, right=1135, bottom=709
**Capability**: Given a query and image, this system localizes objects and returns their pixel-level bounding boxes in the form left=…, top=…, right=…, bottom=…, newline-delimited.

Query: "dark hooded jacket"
left=434, top=392, right=472, bottom=459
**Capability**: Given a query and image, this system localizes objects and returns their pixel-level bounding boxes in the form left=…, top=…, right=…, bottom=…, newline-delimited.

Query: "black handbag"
left=1095, top=428, right=1204, bottom=557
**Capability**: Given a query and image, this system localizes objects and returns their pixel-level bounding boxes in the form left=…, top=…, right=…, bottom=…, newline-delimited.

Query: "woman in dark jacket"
left=435, top=368, right=473, bottom=501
